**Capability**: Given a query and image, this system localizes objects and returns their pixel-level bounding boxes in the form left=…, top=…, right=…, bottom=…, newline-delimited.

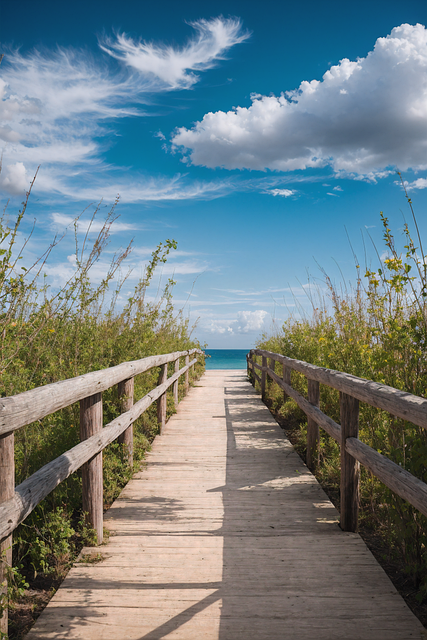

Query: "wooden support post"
left=0, top=432, right=14, bottom=637
left=261, top=355, right=267, bottom=401
left=157, top=364, right=168, bottom=435
left=306, top=379, right=320, bottom=471
left=247, top=356, right=253, bottom=385
left=80, top=393, right=103, bottom=545
left=283, top=364, right=291, bottom=401
left=173, top=358, right=180, bottom=409
left=269, top=358, right=275, bottom=384
left=185, top=354, right=190, bottom=393
left=118, top=377, right=134, bottom=467
left=340, top=392, right=360, bottom=532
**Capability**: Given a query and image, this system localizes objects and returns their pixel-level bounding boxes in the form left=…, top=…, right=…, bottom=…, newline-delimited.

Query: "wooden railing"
left=0, top=348, right=204, bottom=633
left=247, top=348, right=427, bottom=532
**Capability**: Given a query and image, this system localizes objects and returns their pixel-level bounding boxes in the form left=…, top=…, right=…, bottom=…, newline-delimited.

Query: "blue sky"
left=1, top=0, right=426, bottom=348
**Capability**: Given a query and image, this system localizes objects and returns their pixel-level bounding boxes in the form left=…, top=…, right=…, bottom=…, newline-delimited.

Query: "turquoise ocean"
left=204, top=349, right=249, bottom=370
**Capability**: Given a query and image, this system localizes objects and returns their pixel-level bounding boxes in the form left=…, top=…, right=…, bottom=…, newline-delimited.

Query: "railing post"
left=247, top=353, right=252, bottom=385
left=0, top=432, right=14, bottom=636
left=261, top=355, right=267, bottom=401
left=268, top=358, right=275, bottom=384
left=80, top=393, right=103, bottom=545
left=157, top=364, right=168, bottom=435
left=185, top=354, right=190, bottom=393
left=282, top=364, right=291, bottom=401
left=173, top=358, right=180, bottom=409
left=307, top=379, right=320, bottom=471
left=340, top=392, right=360, bottom=532
left=118, top=377, right=134, bottom=467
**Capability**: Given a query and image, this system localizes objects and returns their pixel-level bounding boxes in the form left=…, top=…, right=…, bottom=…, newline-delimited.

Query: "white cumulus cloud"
left=234, top=309, right=267, bottom=333
left=203, top=309, right=268, bottom=335
left=0, top=161, right=29, bottom=195
left=172, top=23, right=427, bottom=177
left=404, top=177, right=427, bottom=190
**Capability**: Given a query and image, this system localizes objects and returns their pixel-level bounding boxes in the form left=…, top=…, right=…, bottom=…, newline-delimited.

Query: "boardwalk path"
left=27, top=370, right=425, bottom=639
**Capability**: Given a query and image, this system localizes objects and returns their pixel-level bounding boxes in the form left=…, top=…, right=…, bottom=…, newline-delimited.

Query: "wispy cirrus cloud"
left=0, top=17, right=249, bottom=198
left=99, top=18, right=250, bottom=91
left=50, top=212, right=142, bottom=234
left=172, top=23, right=427, bottom=179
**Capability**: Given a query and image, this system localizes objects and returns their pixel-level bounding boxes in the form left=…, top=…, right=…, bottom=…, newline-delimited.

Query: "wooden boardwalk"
left=26, top=370, right=425, bottom=639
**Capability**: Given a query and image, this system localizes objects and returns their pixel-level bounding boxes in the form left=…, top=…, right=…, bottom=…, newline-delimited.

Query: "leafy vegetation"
left=0, top=177, right=204, bottom=636
left=257, top=177, right=427, bottom=600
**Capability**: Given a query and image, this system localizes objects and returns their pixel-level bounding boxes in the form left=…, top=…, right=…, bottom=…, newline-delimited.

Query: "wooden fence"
left=247, top=348, right=427, bottom=533
left=0, top=348, right=204, bottom=634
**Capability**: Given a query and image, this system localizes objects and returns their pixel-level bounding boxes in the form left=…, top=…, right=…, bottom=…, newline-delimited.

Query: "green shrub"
left=258, top=178, right=427, bottom=599
left=0, top=179, right=204, bottom=603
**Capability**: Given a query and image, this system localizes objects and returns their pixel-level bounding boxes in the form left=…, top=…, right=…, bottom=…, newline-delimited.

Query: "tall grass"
left=257, top=178, right=427, bottom=599
left=0, top=178, right=203, bottom=612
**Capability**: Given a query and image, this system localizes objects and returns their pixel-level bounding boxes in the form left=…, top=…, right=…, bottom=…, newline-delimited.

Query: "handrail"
left=0, top=349, right=203, bottom=541
left=247, top=348, right=427, bottom=532
left=0, top=347, right=204, bottom=634
left=251, top=348, right=427, bottom=429
left=0, top=349, right=201, bottom=435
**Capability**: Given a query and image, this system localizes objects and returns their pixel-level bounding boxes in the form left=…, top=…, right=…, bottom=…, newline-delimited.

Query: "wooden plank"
left=254, top=348, right=427, bottom=429
left=340, top=392, right=360, bottom=532
left=0, top=349, right=203, bottom=436
left=80, top=393, right=103, bottom=544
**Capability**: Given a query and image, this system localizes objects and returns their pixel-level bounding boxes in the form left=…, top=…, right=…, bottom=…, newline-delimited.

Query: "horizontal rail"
left=0, top=358, right=197, bottom=542
left=0, top=349, right=201, bottom=436
left=248, top=348, right=427, bottom=532
left=268, top=366, right=341, bottom=442
left=252, top=349, right=427, bottom=430
left=345, top=438, right=427, bottom=518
